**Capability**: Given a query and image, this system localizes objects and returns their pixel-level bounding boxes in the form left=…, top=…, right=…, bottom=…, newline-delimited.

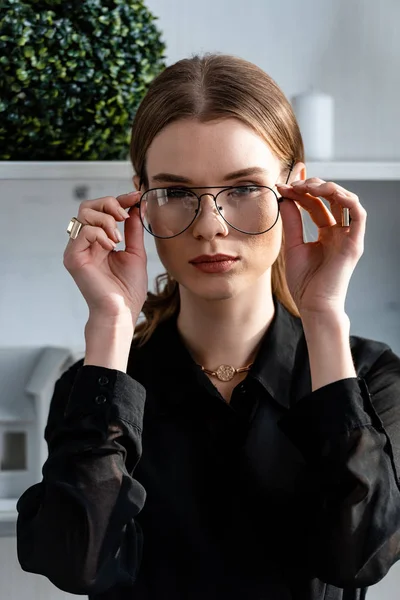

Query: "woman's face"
left=135, top=118, right=290, bottom=302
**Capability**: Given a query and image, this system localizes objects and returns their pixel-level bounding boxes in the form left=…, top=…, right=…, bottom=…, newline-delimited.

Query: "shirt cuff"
left=64, top=364, right=146, bottom=431
left=277, top=377, right=385, bottom=461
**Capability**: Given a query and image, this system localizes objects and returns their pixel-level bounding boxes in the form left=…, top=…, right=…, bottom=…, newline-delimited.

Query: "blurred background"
left=0, top=0, right=399, bottom=598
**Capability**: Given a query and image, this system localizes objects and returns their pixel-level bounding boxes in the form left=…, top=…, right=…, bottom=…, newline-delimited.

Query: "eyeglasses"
left=133, top=185, right=285, bottom=239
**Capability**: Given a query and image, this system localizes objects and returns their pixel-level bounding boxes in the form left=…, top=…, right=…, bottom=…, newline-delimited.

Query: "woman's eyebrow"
left=151, top=167, right=270, bottom=184
left=152, top=173, right=192, bottom=184
left=222, top=167, right=270, bottom=181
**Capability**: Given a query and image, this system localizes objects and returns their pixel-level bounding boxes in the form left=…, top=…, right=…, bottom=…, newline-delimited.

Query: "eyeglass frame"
left=132, top=159, right=295, bottom=239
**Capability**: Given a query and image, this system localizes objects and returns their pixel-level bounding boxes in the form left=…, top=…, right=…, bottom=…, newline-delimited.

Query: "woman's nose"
left=191, top=194, right=229, bottom=239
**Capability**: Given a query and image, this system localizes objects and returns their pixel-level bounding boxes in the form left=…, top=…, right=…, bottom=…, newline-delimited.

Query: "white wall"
left=145, top=0, right=400, bottom=161
left=1, top=0, right=400, bottom=598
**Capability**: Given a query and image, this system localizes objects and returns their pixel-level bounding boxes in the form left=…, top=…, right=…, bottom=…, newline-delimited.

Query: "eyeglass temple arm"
left=285, top=159, right=295, bottom=185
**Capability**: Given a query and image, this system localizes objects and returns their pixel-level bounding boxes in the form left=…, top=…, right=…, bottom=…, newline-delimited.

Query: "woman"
left=16, top=54, right=400, bottom=600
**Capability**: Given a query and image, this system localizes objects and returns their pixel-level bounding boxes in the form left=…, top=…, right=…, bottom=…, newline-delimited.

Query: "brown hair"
left=130, top=53, right=304, bottom=346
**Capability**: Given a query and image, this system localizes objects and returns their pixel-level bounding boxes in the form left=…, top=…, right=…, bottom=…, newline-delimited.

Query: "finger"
left=116, top=190, right=142, bottom=210
left=325, top=189, right=367, bottom=241
left=64, top=225, right=116, bottom=269
left=303, top=182, right=366, bottom=239
left=79, top=207, right=123, bottom=245
left=123, top=198, right=146, bottom=258
left=291, top=177, right=326, bottom=187
left=328, top=199, right=343, bottom=225
left=280, top=179, right=351, bottom=226
left=277, top=184, right=336, bottom=228
left=278, top=196, right=305, bottom=250
left=78, top=191, right=140, bottom=220
left=76, top=192, right=141, bottom=247
left=296, top=180, right=353, bottom=200
left=291, top=180, right=355, bottom=209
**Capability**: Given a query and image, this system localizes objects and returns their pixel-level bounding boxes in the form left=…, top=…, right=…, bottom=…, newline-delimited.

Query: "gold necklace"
left=199, top=362, right=253, bottom=382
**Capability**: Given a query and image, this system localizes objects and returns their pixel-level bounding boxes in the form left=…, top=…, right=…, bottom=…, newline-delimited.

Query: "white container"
left=291, top=91, right=335, bottom=161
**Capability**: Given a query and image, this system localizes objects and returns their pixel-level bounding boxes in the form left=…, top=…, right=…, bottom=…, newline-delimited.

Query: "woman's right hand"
left=63, top=191, right=148, bottom=327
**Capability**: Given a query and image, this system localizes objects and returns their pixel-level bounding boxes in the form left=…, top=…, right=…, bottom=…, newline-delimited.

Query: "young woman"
left=17, top=54, right=400, bottom=600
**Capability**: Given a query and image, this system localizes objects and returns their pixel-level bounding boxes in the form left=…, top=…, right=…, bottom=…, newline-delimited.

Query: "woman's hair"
left=129, top=53, right=304, bottom=346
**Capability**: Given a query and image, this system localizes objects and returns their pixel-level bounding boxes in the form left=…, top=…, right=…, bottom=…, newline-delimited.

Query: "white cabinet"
left=0, top=347, right=79, bottom=534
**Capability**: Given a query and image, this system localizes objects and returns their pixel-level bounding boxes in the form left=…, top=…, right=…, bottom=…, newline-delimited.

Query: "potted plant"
left=0, top=0, right=166, bottom=160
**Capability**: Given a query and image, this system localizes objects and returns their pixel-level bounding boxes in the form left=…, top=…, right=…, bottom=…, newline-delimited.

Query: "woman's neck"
left=176, top=274, right=275, bottom=372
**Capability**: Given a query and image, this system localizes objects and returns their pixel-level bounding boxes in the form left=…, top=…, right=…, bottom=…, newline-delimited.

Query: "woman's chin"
left=181, top=275, right=242, bottom=302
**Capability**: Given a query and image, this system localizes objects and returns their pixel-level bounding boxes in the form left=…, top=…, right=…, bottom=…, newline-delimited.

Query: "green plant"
left=0, top=0, right=166, bottom=160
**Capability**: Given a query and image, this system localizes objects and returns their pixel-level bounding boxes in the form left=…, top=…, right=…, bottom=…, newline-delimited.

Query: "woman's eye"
left=231, top=185, right=259, bottom=195
left=166, top=188, right=191, bottom=198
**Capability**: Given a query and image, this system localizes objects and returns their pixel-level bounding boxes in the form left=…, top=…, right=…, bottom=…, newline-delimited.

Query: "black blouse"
left=16, top=298, right=400, bottom=600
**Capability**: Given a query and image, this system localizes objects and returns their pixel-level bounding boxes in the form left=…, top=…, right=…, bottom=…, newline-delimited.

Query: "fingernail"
left=277, top=183, right=291, bottom=189
left=118, top=207, right=130, bottom=219
left=115, top=228, right=123, bottom=242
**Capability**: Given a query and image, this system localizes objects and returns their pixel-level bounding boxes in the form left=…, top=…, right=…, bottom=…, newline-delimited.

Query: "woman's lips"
left=190, top=258, right=238, bottom=273
left=189, top=254, right=237, bottom=263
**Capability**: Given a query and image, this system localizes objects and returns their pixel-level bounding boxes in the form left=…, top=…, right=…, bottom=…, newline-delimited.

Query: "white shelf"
left=0, top=161, right=134, bottom=180
left=1, top=161, right=400, bottom=181
left=306, top=162, right=400, bottom=181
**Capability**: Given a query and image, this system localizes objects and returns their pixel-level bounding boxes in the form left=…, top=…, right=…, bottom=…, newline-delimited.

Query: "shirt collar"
left=132, top=296, right=309, bottom=412
left=249, top=296, right=309, bottom=409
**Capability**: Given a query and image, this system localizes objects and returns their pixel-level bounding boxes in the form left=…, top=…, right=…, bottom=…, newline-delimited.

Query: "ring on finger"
left=341, top=207, right=350, bottom=227
left=67, top=217, right=84, bottom=240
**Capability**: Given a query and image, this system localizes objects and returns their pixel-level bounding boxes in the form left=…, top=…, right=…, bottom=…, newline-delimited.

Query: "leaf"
left=16, top=68, right=29, bottom=81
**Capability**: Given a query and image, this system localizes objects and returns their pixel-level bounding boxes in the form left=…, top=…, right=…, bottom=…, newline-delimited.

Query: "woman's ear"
left=290, top=161, right=306, bottom=184
left=277, top=161, right=306, bottom=186
left=133, top=175, right=140, bottom=191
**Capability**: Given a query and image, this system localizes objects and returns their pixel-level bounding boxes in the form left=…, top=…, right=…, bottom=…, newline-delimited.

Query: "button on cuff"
left=94, top=395, right=107, bottom=405
left=64, top=365, right=146, bottom=427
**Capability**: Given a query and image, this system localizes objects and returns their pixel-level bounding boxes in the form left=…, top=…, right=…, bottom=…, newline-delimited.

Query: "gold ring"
left=341, top=208, right=350, bottom=227
left=67, top=217, right=84, bottom=240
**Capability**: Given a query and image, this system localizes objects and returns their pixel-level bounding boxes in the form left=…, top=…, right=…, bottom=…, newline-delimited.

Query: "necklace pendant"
left=215, top=364, right=236, bottom=382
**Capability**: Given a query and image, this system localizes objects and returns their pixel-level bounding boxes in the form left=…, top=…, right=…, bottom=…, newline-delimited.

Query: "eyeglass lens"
left=139, top=186, right=280, bottom=238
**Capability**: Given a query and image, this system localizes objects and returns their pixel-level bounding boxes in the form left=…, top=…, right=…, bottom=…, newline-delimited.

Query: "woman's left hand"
left=276, top=178, right=367, bottom=317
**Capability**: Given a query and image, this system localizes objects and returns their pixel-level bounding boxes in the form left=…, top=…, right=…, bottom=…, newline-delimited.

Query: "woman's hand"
left=276, top=178, right=367, bottom=317
left=63, top=191, right=147, bottom=327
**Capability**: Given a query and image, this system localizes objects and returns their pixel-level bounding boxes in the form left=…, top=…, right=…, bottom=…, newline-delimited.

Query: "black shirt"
left=16, top=298, right=400, bottom=600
